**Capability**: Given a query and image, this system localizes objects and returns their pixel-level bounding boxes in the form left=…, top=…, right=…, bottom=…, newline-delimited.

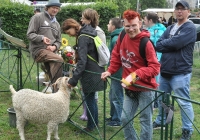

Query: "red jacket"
left=107, top=30, right=160, bottom=91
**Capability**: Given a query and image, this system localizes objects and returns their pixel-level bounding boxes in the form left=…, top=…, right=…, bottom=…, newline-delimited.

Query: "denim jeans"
left=109, top=79, right=124, bottom=122
left=84, top=92, right=98, bottom=129
left=154, top=73, right=194, bottom=132
left=121, top=90, right=153, bottom=140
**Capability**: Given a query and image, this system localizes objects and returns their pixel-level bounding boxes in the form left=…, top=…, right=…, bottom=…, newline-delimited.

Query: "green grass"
left=0, top=40, right=200, bottom=140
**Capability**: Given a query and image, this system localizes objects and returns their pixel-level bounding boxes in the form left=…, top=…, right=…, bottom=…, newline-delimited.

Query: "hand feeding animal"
left=10, top=76, right=71, bottom=140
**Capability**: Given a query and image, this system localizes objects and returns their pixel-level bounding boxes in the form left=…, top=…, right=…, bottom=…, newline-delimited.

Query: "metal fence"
left=0, top=40, right=41, bottom=92
left=1, top=39, right=200, bottom=140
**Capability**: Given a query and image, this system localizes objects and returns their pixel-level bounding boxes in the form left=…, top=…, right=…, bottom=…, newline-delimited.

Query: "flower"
left=59, top=45, right=75, bottom=64
left=62, top=38, right=68, bottom=46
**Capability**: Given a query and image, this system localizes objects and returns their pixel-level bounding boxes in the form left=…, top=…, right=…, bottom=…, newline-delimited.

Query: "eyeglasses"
left=175, top=8, right=188, bottom=11
left=124, top=25, right=136, bottom=30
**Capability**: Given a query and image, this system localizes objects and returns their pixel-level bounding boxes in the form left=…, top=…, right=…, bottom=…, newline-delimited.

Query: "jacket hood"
left=110, top=27, right=124, bottom=37
left=79, top=24, right=97, bottom=37
left=133, top=29, right=150, bottom=40
left=148, top=23, right=166, bottom=31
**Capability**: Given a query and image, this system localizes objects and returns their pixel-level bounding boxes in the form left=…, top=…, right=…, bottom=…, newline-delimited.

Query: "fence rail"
left=1, top=39, right=200, bottom=139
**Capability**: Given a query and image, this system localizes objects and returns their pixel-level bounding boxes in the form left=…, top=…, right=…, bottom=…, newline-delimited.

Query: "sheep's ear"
left=52, top=77, right=62, bottom=90
left=63, top=76, right=69, bottom=85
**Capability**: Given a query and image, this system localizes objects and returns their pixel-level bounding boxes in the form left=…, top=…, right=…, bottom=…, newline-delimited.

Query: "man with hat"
left=153, top=0, right=196, bottom=140
left=27, top=0, right=63, bottom=92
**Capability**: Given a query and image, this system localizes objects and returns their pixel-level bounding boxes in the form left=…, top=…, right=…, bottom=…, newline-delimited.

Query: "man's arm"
left=135, top=41, right=160, bottom=80
left=156, top=24, right=196, bottom=53
left=27, top=16, right=44, bottom=43
left=52, top=23, right=61, bottom=50
left=107, top=36, right=122, bottom=75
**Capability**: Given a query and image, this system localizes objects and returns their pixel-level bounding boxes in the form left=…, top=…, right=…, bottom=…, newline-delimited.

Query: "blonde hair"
left=82, top=8, right=99, bottom=28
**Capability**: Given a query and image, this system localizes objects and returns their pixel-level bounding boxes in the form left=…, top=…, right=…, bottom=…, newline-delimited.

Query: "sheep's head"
left=52, top=77, right=71, bottom=93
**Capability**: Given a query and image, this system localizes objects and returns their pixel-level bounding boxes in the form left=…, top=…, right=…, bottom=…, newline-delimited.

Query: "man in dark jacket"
left=106, top=18, right=124, bottom=127
left=153, top=1, right=196, bottom=139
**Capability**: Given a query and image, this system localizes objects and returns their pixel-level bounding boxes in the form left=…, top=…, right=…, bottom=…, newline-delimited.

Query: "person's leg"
left=138, top=91, right=153, bottom=140
left=84, top=92, right=98, bottom=130
left=49, top=61, right=63, bottom=83
left=154, top=76, right=172, bottom=127
left=109, top=79, right=124, bottom=123
left=95, top=91, right=98, bottom=102
left=80, top=90, right=88, bottom=121
left=121, top=90, right=139, bottom=140
left=35, top=49, right=63, bottom=92
left=154, top=73, right=160, bottom=108
left=171, top=73, right=194, bottom=133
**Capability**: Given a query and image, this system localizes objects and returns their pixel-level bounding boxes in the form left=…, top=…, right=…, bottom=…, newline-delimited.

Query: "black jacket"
left=68, top=24, right=105, bottom=93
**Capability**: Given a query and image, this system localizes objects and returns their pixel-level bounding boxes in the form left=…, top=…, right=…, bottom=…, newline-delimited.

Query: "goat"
left=10, top=76, right=71, bottom=140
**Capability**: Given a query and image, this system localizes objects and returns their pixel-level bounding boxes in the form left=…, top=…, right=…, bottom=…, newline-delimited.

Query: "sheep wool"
left=10, top=77, right=71, bottom=140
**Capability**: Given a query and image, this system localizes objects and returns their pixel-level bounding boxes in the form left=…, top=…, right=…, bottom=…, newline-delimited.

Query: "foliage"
left=0, top=1, right=117, bottom=45
left=57, top=2, right=118, bottom=35
left=112, top=0, right=131, bottom=17
left=0, top=1, right=33, bottom=44
left=140, top=0, right=166, bottom=10
left=0, top=0, right=167, bottom=45
left=60, top=0, right=167, bottom=16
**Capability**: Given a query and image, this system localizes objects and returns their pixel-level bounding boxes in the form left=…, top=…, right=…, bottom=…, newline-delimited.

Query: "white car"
left=189, top=18, right=200, bottom=24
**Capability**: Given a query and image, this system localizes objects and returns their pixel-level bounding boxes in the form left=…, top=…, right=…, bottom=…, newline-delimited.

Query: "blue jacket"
left=108, top=27, right=123, bottom=79
left=147, top=23, right=166, bottom=61
left=155, top=20, right=196, bottom=75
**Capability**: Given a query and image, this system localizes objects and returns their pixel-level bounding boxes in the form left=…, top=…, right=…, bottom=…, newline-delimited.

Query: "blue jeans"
left=154, top=73, right=194, bottom=132
left=121, top=90, right=153, bottom=140
left=84, top=92, right=98, bottom=129
left=109, top=79, right=124, bottom=122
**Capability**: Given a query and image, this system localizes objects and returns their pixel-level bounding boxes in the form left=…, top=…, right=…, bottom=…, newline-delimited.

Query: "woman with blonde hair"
left=81, top=8, right=106, bottom=44
left=79, top=8, right=106, bottom=121
left=62, top=18, right=105, bottom=132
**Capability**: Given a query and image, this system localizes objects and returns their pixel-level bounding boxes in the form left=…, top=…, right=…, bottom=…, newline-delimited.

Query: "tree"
left=140, top=0, right=166, bottom=11
left=57, top=0, right=166, bottom=18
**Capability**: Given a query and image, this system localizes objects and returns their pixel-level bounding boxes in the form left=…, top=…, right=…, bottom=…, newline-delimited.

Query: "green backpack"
left=79, top=34, right=110, bottom=67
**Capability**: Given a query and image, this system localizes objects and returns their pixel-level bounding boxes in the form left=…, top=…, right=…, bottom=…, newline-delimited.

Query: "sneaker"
left=107, top=121, right=121, bottom=127
left=180, top=129, right=192, bottom=140
left=153, top=122, right=165, bottom=130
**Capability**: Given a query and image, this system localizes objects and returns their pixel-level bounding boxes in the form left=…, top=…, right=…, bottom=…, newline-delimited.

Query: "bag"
left=120, top=29, right=156, bottom=66
left=79, top=34, right=110, bottom=67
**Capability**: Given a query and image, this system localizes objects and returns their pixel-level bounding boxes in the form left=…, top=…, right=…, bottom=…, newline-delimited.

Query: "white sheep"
left=10, top=76, right=71, bottom=140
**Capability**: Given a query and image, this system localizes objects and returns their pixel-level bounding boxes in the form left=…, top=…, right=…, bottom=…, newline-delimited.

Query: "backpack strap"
left=79, top=34, right=94, bottom=39
left=139, top=37, right=157, bottom=66
left=139, top=37, right=149, bottom=61
left=78, top=34, right=97, bottom=63
left=120, top=29, right=126, bottom=43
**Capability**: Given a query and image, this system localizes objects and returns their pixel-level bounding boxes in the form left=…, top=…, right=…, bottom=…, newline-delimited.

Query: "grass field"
left=0, top=39, right=200, bottom=140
